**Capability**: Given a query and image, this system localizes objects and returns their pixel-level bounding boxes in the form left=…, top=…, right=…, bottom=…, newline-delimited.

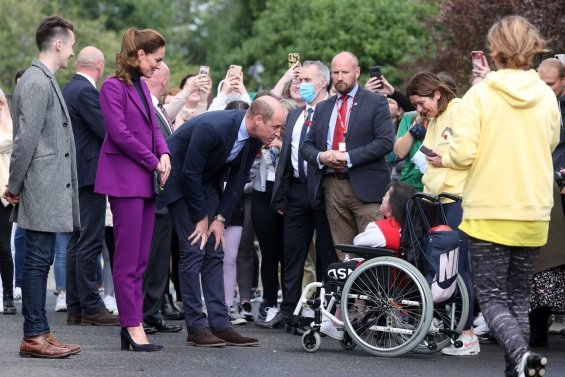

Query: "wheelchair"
left=292, top=193, right=469, bottom=356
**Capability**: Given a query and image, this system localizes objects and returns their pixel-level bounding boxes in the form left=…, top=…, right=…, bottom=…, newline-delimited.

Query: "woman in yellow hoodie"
left=406, top=72, right=479, bottom=356
left=442, top=16, right=560, bottom=377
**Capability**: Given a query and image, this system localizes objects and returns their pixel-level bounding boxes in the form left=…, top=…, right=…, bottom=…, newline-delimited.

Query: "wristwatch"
left=214, top=213, right=226, bottom=223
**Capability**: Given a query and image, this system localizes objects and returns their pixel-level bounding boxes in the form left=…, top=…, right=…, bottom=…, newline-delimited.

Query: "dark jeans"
left=22, top=230, right=56, bottom=337
left=0, top=204, right=13, bottom=296
left=14, top=226, right=26, bottom=288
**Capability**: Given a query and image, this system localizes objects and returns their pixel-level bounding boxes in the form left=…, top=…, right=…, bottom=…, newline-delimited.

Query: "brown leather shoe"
left=213, top=327, right=259, bottom=347
left=67, top=312, right=82, bottom=325
left=81, top=310, right=120, bottom=326
left=20, top=335, right=73, bottom=358
left=186, top=327, right=226, bottom=347
left=44, top=332, right=81, bottom=355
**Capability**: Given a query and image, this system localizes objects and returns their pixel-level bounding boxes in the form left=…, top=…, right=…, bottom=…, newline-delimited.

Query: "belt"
left=324, top=172, right=350, bottom=180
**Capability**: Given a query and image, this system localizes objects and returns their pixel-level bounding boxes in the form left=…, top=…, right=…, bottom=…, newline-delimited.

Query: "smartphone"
left=369, top=65, right=383, bottom=89
left=419, top=145, right=437, bottom=157
left=199, top=65, right=210, bottom=76
left=471, top=51, right=484, bottom=69
left=288, top=52, right=300, bottom=68
left=229, top=64, right=242, bottom=77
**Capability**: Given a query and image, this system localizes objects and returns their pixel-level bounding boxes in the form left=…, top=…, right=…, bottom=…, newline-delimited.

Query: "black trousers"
left=142, top=212, right=173, bottom=323
left=66, top=186, right=107, bottom=315
left=279, top=180, right=338, bottom=316
left=0, top=204, right=13, bottom=296
left=251, top=183, right=284, bottom=307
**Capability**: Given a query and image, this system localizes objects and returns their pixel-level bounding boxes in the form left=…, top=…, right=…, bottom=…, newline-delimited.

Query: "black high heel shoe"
left=120, top=328, right=163, bottom=352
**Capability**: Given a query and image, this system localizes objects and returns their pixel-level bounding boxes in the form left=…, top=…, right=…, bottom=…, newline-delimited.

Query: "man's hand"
left=156, top=154, right=171, bottom=186
left=364, top=75, right=394, bottom=96
left=189, top=216, right=209, bottom=250
left=208, top=219, right=225, bottom=251
left=320, top=150, right=347, bottom=168
left=2, top=187, right=19, bottom=205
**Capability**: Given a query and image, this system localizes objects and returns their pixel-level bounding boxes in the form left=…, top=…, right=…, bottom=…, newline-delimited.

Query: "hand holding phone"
left=419, top=145, right=437, bottom=157
left=199, top=65, right=210, bottom=76
left=471, top=51, right=484, bottom=69
left=369, top=65, right=383, bottom=89
left=288, top=52, right=300, bottom=68
left=229, top=64, right=242, bottom=78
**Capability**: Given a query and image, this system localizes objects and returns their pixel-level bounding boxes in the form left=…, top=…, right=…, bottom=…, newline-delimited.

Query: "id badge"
left=338, top=142, right=346, bottom=152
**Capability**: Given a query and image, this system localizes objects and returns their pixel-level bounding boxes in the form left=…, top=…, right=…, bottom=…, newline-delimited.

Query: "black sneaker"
left=238, top=302, right=254, bottom=321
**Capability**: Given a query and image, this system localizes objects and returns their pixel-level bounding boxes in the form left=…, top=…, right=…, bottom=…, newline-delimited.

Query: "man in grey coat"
left=3, top=15, right=81, bottom=359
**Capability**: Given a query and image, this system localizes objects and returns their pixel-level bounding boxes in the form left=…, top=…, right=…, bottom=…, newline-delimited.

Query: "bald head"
left=76, top=46, right=105, bottom=83
left=143, top=62, right=170, bottom=97
left=246, top=95, right=288, bottom=145
left=538, top=58, right=565, bottom=98
left=331, top=51, right=360, bottom=94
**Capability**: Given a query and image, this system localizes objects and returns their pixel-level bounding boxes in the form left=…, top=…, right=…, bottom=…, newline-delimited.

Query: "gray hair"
left=302, top=60, right=330, bottom=83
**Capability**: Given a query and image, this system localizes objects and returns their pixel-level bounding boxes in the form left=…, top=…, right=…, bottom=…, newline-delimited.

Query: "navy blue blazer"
left=62, top=74, right=105, bottom=189
left=158, top=110, right=262, bottom=223
left=301, top=87, right=394, bottom=205
left=271, top=106, right=304, bottom=210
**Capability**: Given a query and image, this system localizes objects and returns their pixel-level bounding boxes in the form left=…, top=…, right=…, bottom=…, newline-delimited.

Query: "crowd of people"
left=0, top=13, right=563, bottom=377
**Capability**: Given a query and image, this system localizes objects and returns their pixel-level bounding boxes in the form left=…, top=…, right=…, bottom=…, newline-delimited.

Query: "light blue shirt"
left=227, top=117, right=249, bottom=162
left=317, top=84, right=359, bottom=169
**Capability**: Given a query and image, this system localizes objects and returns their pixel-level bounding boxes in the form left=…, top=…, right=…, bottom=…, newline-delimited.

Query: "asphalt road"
left=0, top=296, right=564, bottom=377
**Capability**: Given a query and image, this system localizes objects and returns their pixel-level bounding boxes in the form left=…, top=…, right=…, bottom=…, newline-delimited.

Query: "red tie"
left=332, top=94, right=349, bottom=151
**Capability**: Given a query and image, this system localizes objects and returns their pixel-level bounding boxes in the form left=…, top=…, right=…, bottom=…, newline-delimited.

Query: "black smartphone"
left=419, top=145, right=437, bottom=157
left=369, top=65, right=383, bottom=89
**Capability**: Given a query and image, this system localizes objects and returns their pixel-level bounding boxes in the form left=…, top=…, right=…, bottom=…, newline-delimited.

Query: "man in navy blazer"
left=301, top=51, right=395, bottom=259
left=63, top=46, right=119, bottom=326
left=262, top=61, right=338, bottom=329
left=158, top=95, right=287, bottom=347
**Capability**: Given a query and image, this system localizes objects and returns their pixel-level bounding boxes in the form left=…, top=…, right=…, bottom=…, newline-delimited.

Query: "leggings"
left=223, top=226, right=243, bottom=306
left=469, top=237, right=539, bottom=375
left=0, top=205, right=13, bottom=296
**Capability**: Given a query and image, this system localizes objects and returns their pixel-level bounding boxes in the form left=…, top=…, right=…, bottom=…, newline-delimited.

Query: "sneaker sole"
left=186, top=341, right=226, bottom=348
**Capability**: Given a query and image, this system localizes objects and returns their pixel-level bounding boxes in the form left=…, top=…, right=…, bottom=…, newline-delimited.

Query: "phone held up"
left=229, top=64, right=242, bottom=77
left=369, top=65, right=383, bottom=89
left=471, top=51, right=484, bottom=69
left=199, top=65, right=210, bottom=76
left=288, top=52, right=300, bottom=68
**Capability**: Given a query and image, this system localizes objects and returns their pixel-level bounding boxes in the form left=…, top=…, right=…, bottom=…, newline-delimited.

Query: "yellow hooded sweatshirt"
left=443, top=69, right=561, bottom=247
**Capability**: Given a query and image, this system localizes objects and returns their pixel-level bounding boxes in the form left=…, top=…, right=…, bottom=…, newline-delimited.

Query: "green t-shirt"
left=397, top=112, right=424, bottom=192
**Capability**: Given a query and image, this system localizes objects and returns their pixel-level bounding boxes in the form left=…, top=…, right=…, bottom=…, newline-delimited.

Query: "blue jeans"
left=54, top=232, right=70, bottom=291
left=22, top=230, right=56, bottom=337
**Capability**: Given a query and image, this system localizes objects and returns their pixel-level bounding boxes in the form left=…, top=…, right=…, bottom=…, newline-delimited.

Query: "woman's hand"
left=426, top=150, right=443, bottom=167
left=156, top=153, right=171, bottom=186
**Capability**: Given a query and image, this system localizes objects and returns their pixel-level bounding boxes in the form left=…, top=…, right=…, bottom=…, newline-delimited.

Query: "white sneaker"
left=55, top=292, right=67, bottom=312
left=441, top=334, right=480, bottom=356
left=548, top=315, right=565, bottom=334
left=103, top=295, right=118, bottom=314
left=13, top=287, right=22, bottom=301
left=320, top=318, right=344, bottom=340
left=473, top=313, right=490, bottom=336
left=228, top=307, right=247, bottom=325
left=264, top=307, right=280, bottom=322
left=301, top=307, right=315, bottom=319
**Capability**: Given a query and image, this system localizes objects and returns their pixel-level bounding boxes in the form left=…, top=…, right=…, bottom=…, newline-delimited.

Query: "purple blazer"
left=95, top=76, right=169, bottom=198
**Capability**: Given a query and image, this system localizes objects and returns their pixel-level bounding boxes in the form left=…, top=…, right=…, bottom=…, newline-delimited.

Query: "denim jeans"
left=22, top=230, right=56, bottom=337
left=54, top=232, right=70, bottom=291
left=14, top=226, right=26, bottom=288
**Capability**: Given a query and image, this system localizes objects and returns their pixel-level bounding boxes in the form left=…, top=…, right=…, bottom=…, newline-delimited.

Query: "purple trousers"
left=109, top=196, right=155, bottom=328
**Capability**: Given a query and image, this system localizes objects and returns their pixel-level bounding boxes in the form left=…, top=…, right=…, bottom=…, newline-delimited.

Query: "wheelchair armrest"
left=334, top=244, right=396, bottom=259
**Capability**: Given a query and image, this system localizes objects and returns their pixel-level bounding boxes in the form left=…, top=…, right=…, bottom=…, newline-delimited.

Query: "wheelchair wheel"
left=339, top=331, right=356, bottom=350
left=302, top=330, right=321, bottom=353
left=414, top=275, right=469, bottom=353
left=341, top=257, right=433, bottom=357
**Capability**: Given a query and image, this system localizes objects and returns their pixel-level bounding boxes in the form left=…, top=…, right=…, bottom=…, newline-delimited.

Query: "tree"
left=209, top=0, right=438, bottom=92
left=427, top=0, right=565, bottom=91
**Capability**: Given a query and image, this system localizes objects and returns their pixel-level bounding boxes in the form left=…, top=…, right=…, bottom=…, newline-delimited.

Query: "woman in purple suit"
left=96, top=28, right=171, bottom=352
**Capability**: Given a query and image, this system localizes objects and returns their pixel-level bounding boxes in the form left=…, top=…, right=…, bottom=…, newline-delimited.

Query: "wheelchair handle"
left=412, top=192, right=439, bottom=203
left=437, top=192, right=462, bottom=202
